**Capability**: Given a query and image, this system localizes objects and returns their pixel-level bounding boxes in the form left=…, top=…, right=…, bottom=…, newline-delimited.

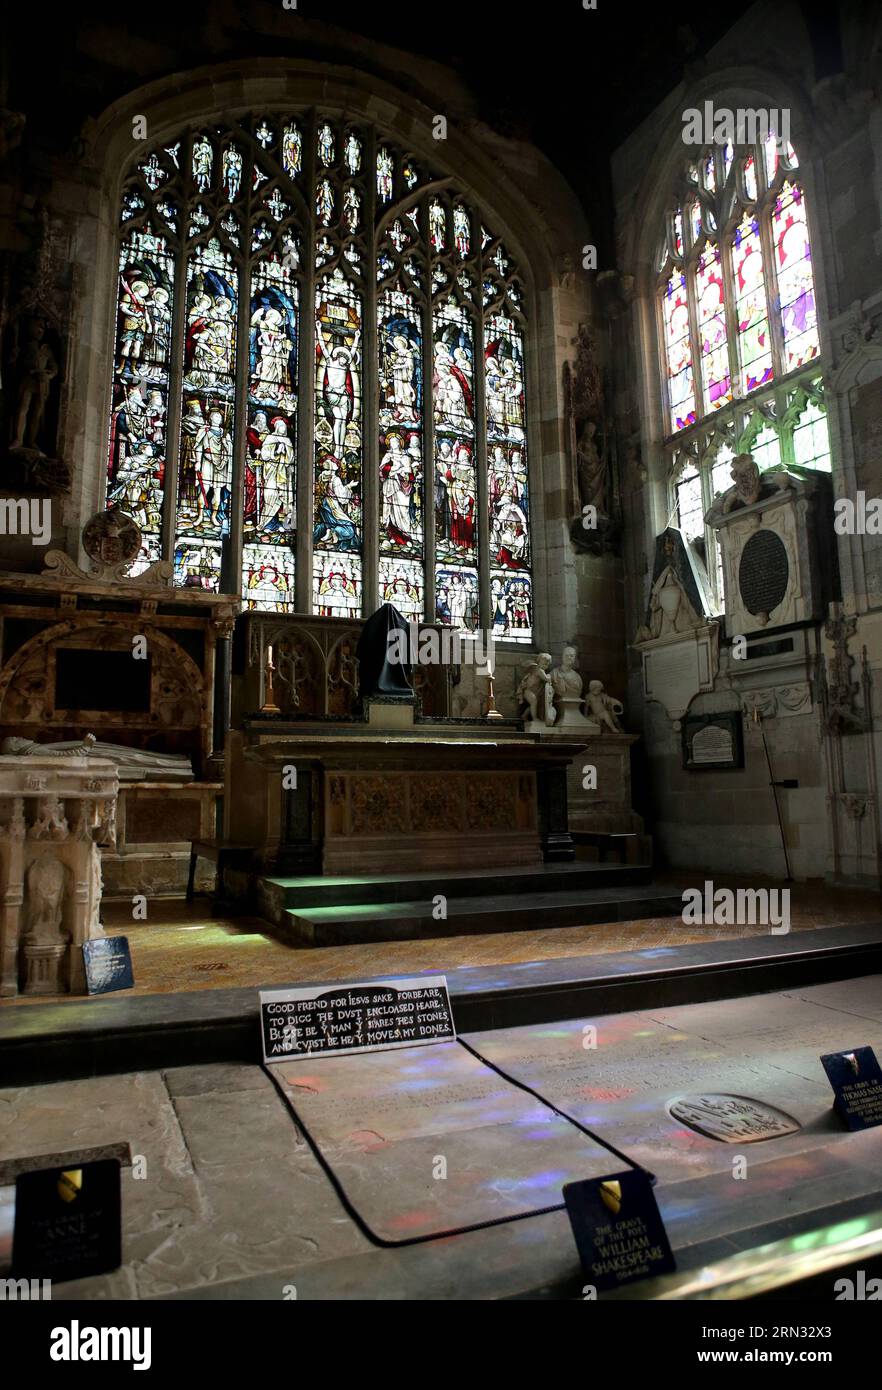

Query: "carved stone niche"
left=706, top=463, right=836, bottom=638
left=0, top=755, right=119, bottom=997
left=633, top=529, right=720, bottom=723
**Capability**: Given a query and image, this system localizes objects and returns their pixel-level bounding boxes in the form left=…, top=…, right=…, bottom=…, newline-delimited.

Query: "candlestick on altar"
left=484, top=663, right=503, bottom=721
left=261, top=643, right=281, bottom=715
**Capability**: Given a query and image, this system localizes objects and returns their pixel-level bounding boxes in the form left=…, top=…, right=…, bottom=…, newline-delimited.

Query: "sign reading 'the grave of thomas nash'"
left=259, top=976, right=455, bottom=1062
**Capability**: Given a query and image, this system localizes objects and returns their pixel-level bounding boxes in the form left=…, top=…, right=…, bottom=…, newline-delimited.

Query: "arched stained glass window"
left=658, top=133, right=828, bottom=613
left=106, top=112, right=533, bottom=641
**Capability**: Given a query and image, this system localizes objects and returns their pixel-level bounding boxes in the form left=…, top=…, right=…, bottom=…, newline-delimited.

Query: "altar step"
left=273, top=882, right=683, bottom=946
left=259, top=860, right=652, bottom=916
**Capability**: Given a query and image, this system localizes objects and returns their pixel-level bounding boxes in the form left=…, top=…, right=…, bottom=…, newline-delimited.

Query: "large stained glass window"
left=107, top=113, right=533, bottom=640
left=659, top=135, right=826, bottom=612
left=658, top=136, right=819, bottom=439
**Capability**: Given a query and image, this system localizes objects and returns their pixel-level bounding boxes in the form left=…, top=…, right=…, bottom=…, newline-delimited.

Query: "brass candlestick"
left=260, top=643, right=281, bottom=715
left=485, top=666, right=503, bottom=721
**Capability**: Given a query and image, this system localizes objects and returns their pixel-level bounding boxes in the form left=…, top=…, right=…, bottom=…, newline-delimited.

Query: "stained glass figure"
left=106, top=229, right=175, bottom=571
left=174, top=240, right=238, bottom=590
left=429, top=200, right=446, bottom=252
left=343, top=187, right=360, bottom=233
left=244, top=255, right=300, bottom=592
left=316, top=179, right=334, bottom=225
left=282, top=124, right=302, bottom=177
left=696, top=245, right=730, bottom=412
left=379, top=288, right=423, bottom=562
left=379, top=556, right=423, bottom=621
left=192, top=135, right=213, bottom=192
left=140, top=153, right=165, bottom=191
left=377, top=148, right=394, bottom=203
left=344, top=132, right=361, bottom=174
left=662, top=269, right=696, bottom=433
left=453, top=206, right=470, bottom=258
left=733, top=214, right=773, bottom=393
left=773, top=182, right=818, bottom=371
left=318, top=122, right=335, bottom=167
left=485, top=315, right=530, bottom=600
left=314, top=270, right=363, bottom=610
left=221, top=145, right=242, bottom=202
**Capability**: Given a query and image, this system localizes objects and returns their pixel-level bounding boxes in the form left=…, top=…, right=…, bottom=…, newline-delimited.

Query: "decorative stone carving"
left=1, top=734, right=193, bottom=782
left=706, top=465, right=833, bottom=636
left=585, top=681, right=625, bottom=733
left=22, top=855, right=69, bottom=996
left=564, top=322, right=620, bottom=555
left=824, top=606, right=863, bottom=732
left=740, top=684, right=812, bottom=720
left=43, top=508, right=173, bottom=586
left=633, top=531, right=720, bottom=723
left=517, top=653, right=556, bottom=727
left=10, top=316, right=58, bottom=452
left=0, top=754, right=119, bottom=997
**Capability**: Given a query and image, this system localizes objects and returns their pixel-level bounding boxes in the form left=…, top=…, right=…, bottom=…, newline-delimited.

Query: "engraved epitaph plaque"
left=739, top=529, right=790, bottom=619
left=668, top=1093, right=801, bottom=1142
left=682, top=712, right=743, bottom=770
left=260, top=975, right=455, bottom=1062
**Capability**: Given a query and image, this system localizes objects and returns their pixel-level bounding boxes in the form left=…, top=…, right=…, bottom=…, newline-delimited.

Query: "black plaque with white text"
left=563, top=1169, right=675, bottom=1292
left=82, top=937, right=134, bottom=994
left=260, top=975, right=455, bottom=1061
left=12, top=1159, right=122, bottom=1282
left=821, top=1047, right=882, bottom=1131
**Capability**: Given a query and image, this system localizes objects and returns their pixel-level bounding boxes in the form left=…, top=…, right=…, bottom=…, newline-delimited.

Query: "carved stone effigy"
left=0, top=754, right=119, bottom=997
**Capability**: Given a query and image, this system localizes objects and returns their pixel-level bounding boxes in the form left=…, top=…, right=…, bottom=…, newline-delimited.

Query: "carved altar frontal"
left=0, top=755, right=119, bottom=997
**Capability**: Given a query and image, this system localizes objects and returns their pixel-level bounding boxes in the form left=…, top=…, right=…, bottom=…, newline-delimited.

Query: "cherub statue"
left=517, top=652, right=556, bottom=726
left=586, top=679, right=624, bottom=733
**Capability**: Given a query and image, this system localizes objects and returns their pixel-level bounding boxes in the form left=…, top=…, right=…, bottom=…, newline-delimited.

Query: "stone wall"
left=611, top=1, right=882, bottom=883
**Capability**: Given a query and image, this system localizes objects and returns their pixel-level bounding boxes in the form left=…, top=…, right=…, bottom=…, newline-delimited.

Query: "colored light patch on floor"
left=269, top=1040, right=623, bottom=1241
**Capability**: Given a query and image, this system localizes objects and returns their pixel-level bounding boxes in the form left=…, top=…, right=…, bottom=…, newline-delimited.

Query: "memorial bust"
left=551, top=645, right=583, bottom=702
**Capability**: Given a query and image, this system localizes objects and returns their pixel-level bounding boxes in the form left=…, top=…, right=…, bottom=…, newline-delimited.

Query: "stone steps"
left=259, top=859, right=653, bottom=915
left=278, top=883, right=684, bottom=946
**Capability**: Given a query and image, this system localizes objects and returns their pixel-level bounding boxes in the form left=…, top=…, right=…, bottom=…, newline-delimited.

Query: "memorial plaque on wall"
left=668, top=1094, right=800, bottom=1142
left=563, top=1170, right=675, bottom=1291
left=260, top=975, right=455, bottom=1062
left=821, top=1047, right=882, bottom=1131
left=738, top=529, right=790, bottom=620
left=681, top=712, right=744, bottom=771
left=12, top=1159, right=122, bottom=1282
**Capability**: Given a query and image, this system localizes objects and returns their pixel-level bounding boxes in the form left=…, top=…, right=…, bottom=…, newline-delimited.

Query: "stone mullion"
left=362, top=125, right=379, bottom=616
left=474, top=293, right=491, bottom=635
left=759, top=176, right=788, bottom=386
left=298, top=111, right=318, bottom=613
left=422, top=284, right=436, bottom=624
left=226, top=254, right=252, bottom=598
left=161, top=131, right=193, bottom=567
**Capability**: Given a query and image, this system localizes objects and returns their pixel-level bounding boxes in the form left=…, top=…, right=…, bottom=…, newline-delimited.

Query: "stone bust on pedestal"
left=549, top=645, right=600, bottom=732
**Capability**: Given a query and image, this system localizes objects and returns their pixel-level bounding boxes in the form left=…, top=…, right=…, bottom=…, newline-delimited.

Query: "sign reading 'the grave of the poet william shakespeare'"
left=260, top=976, right=455, bottom=1063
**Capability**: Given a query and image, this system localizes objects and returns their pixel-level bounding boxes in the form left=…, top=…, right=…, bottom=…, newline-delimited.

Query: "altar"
left=225, top=715, right=585, bottom=884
